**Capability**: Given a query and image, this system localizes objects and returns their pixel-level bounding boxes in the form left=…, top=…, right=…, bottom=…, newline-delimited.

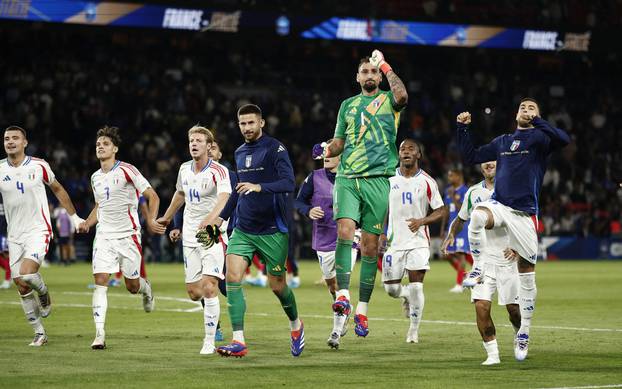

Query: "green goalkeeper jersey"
left=334, top=90, right=402, bottom=178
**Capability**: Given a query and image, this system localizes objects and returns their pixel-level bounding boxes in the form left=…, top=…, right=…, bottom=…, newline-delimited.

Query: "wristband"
left=379, top=62, right=393, bottom=75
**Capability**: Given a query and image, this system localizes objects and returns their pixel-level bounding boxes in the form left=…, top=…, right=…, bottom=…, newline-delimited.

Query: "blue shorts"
left=446, top=230, right=470, bottom=254
left=0, top=235, right=7, bottom=253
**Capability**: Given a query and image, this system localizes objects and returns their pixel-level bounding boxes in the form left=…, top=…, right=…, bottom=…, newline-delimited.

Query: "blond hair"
left=188, top=125, right=215, bottom=143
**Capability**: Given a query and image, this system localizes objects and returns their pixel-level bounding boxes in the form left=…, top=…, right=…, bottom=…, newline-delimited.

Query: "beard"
left=363, top=81, right=377, bottom=93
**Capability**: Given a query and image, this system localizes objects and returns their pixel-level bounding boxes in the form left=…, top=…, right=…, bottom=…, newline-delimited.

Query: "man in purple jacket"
left=457, top=98, right=570, bottom=361
left=295, top=147, right=358, bottom=349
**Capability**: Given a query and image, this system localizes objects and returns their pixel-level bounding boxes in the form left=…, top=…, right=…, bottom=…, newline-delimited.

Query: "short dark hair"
left=448, top=166, right=463, bottom=176
left=400, top=138, right=423, bottom=157
left=359, top=57, right=371, bottom=69
left=520, top=97, right=540, bottom=109
left=237, top=104, right=262, bottom=118
left=4, top=125, right=27, bottom=139
left=96, top=125, right=121, bottom=146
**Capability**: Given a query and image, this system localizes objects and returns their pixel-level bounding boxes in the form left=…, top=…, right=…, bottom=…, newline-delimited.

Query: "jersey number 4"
left=16, top=181, right=24, bottom=194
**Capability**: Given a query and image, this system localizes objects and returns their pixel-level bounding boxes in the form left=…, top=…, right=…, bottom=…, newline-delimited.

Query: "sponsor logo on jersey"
left=277, top=145, right=285, bottom=152
left=245, top=155, right=252, bottom=168
left=391, top=184, right=399, bottom=190
left=2, top=175, right=10, bottom=181
left=510, top=140, right=521, bottom=151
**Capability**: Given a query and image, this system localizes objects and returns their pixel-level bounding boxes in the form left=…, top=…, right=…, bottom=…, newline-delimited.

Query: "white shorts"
left=471, top=261, right=519, bottom=306
left=92, top=235, right=143, bottom=279
left=382, top=247, right=430, bottom=282
left=477, top=200, right=539, bottom=264
left=316, top=249, right=357, bottom=280
left=183, top=242, right=225, bottom=284
left=9, top=233, right=51, bottom=278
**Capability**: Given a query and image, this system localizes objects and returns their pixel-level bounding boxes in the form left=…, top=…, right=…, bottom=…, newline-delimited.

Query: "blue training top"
left=457, top=116, right=570, bottom=215
left=220, top=134, right=295, bottom=235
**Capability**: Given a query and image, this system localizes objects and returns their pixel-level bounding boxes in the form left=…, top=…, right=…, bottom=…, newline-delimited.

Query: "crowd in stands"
left=1, top=16, right=620, bottom=260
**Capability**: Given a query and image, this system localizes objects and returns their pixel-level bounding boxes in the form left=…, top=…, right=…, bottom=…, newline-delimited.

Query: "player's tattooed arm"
left=326, top=138, right=345, bottom=158
left=386, top=70, right=408, bottom=109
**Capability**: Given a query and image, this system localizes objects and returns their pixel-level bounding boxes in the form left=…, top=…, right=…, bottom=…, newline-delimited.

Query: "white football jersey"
left=457, top=180, right=511, bottom=265
left=387, top=168, right=443, bottom=250
left=91, top=161, right=151, bottom=239
left=0, top=156, right=55, bottom=241
left=176, top=159, right=231, bottom=247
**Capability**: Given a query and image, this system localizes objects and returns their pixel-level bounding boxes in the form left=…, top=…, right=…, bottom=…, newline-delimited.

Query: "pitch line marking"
left=536, top=385, right=622, bottom=389
left=1, top=294, right=620, bottom=333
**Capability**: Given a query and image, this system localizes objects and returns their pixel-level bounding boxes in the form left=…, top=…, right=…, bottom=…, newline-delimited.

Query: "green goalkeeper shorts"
left=333, top=176, right=389, bottom=235
left=226, top=229, right=288, bottom=276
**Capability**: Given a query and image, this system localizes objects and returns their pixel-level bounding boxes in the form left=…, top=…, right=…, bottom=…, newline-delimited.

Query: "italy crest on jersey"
left=245, top=155, right=252, bottom=168
left=510, top=140, right=521, bottom=151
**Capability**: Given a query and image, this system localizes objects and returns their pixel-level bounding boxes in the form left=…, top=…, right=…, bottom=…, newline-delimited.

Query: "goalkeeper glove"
left=196, top=225, right=221, bottom=250
left=370, top=49, right=393, bottom=75
left=312, top=142, right=328, bottom=160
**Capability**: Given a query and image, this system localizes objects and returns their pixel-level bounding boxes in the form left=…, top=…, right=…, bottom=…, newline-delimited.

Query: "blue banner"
left=0, top=0, right=246, bottom=32
left=301, top=17, right=590, bottom=52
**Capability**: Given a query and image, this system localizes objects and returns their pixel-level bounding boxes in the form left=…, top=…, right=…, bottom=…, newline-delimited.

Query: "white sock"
left=203, top=296, right=219, bottom=344
left=350, top=249, right=358, bottom=271
left=21, top=273, right=48, bottom=295
left=138, top=278, right=151, bottom=296
left=483, top=339, right=499, bottom=357
left=518, top=272, right=537, bottom=336
left=383, top=283, right=409, bottom=299
left=232, top=330, right=245, bottom=344
left=93, top=285, right=108, bottom=332
left=355, top=302, right=368, bottom=316
left=408, top=282, right=425, bottom=331
left=336, top=289, right=350, bottom=301
left=289, top=318, right=301, bottom=331
left=469, top=209, right=489, bottom=260
left=20, top=291, right=44, bottom=334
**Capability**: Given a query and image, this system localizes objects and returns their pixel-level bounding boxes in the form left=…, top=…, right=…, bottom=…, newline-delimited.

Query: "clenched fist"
left=457, top=112, right=471, bottom=125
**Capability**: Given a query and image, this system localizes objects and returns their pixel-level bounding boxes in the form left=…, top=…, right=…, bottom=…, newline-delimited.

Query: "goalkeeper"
left=314, top=49, right=408, bottom=342
left=212, top=104, right=304, bottom=358
left=156, top=125, right=232, bottom=355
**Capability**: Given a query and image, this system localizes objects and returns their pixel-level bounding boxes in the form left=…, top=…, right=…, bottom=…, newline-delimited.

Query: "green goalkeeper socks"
left=275, top=286, right=298, bottom=321
left=226, top=282, right=245, bottom=331
left=335, top=238, right=353, bottom=290
left=359, top=255, right=378, bottom=303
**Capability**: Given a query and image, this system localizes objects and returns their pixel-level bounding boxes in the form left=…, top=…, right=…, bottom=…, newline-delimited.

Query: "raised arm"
left=531, top=116, right=570, bottom=150
left=456, top=112, right=498, bottom=165
left=370, top=49, right=408, bottom=109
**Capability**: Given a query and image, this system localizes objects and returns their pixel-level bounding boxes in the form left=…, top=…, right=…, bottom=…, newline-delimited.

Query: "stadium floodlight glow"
left=301, top=17, right=590, bottom=52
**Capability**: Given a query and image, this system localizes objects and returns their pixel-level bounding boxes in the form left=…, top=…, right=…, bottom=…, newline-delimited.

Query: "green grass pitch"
left=0, top=260, right=621, bottom=388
